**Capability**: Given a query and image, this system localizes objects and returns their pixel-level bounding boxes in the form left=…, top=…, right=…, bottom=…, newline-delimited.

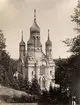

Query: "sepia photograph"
left=0, top=0, right=79, bottom=104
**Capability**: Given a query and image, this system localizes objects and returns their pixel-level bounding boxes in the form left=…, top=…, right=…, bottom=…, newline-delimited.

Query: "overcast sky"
left=0, top=0, right=78, bottom=59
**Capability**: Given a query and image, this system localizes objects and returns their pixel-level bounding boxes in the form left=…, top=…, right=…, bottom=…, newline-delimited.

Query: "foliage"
left=54, top=1, right=80, bottom=103
left=0, top=30, right=19, bottom=89
left=55, top=58, right=73, bottom=88
left=29, top=78, right=41, bottom=95
left=39, top=86, right=68, bottom=104
left=63, top=35, right=80, bottom=55
left=9, top=59, right=18, bottom=74
left=62, top=0, right=80, bottom=55
left=0, top=64, right=6, bottom=86
left=39, top=90, right=50, bottom=103
left=0, top=30, right=6, bottom=50
left=21, top=77, right=31, bottom=93
left=71, top=0, right=80, bottom=33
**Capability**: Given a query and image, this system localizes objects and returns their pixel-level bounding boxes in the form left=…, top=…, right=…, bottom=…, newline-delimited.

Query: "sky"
left=0, top=0, right=78, bottom=59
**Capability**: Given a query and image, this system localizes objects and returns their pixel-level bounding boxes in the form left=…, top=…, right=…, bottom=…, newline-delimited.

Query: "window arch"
left=42, top=77, right=45, bottom=88
left=37, top=36, right=39, bottom=39
left=32, top=71, right=34, bottom=76
left=40, top=64, right=45, bottom=75
left=39, top=77, right=41, bottom=86
left=50, top=70, right=52, bottom=75
left=33, top=36, right=35, bottom=39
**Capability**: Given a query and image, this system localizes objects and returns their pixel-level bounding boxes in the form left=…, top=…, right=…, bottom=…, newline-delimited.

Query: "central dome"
left=30, top=9, right=40, bottom=33
left=30, top=22, right=40, bottom=33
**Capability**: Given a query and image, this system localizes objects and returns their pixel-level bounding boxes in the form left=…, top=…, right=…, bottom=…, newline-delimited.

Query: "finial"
left=34, top=9, right=36, bottom=23
left=48, top=29, right=50, bottom=40
left=21, top=31, right=23, bottom=41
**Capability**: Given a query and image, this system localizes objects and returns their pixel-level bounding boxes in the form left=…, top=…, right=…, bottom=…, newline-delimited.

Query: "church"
left=18, top=10, right=56, bottom=90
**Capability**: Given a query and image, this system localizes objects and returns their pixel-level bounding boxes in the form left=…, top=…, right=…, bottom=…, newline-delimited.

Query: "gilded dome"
left=46, top=39, right=52, bottom=46
left=30, top=21, right=40, bottom=33
left=30, top=9, right=40, bottom=33
left=46, top=30, right=52, bottom=46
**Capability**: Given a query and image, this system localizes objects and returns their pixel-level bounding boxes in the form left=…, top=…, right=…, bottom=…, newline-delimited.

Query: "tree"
left=71, top=0, right=80, bottom=33
left=29, top=78, right=41, bottom=95
left=63, top=0, right=80, bottom=55
left=9, top=59, right=18, bottom=74
left=55, top=58, right=73, bottom=104
left=0, top=64, right=6, bottom=85
left=55, top=0, right=80, bottom=103
left=0, top=30, right=19, bottom=89
left=21, top=77, right=30, bottom=93
left=0, top=30, right=6, bottom=50
left=55, top=58, right=72, bottom=88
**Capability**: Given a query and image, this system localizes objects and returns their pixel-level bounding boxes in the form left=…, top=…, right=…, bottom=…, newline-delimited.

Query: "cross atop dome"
left=21, top=31, right=23, bottom=41
left=48, top=29, right=50, bottom=40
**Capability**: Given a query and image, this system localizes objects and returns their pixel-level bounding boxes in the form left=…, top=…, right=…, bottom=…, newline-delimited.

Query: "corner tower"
left=19, top=31, right=26, bottom=59
left=45, top=29, right=52, bottom=58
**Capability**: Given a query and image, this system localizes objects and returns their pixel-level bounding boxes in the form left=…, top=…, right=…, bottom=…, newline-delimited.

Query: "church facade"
left=18, top=10, right=55, bottom=90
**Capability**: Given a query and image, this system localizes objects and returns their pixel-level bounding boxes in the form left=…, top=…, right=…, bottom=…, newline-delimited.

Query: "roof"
left=19, top=32, right=25, bottom=46
left=46, top=36, right=52, bottom=46
left=27, top=38, right=34, bottom=45
left=19, top=40, right=25, bottom=46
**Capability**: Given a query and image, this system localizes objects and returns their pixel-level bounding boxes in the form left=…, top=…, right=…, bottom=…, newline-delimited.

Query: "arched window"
left=50, top=70, right=52, bottom=75
left=33, top=36, right=36, bottom=46
left=37, top=36, right=39, bottom=46
left=33, top=36, right=35, bottom=39
left=40, top=64, right=45, bottom=75
left=32, top=71, right=34, bottom=76
left=39, top=77, right=41, bottom=86
left=42, top=77, right=45, bottom=88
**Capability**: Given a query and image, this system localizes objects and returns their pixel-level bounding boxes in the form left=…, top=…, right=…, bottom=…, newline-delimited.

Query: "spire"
left=19, top=31, right=25, bottom=46
left=21, top=31, right=23, bottom=41
left=34, top=9, right=36, bottom=23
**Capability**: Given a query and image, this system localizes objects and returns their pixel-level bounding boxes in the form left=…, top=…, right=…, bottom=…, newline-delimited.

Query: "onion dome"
left=19, top=31, right=25, bottom=46
left=30, top=9, right=40, bottom=33
left=46, top=29, right=52, bottom=46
